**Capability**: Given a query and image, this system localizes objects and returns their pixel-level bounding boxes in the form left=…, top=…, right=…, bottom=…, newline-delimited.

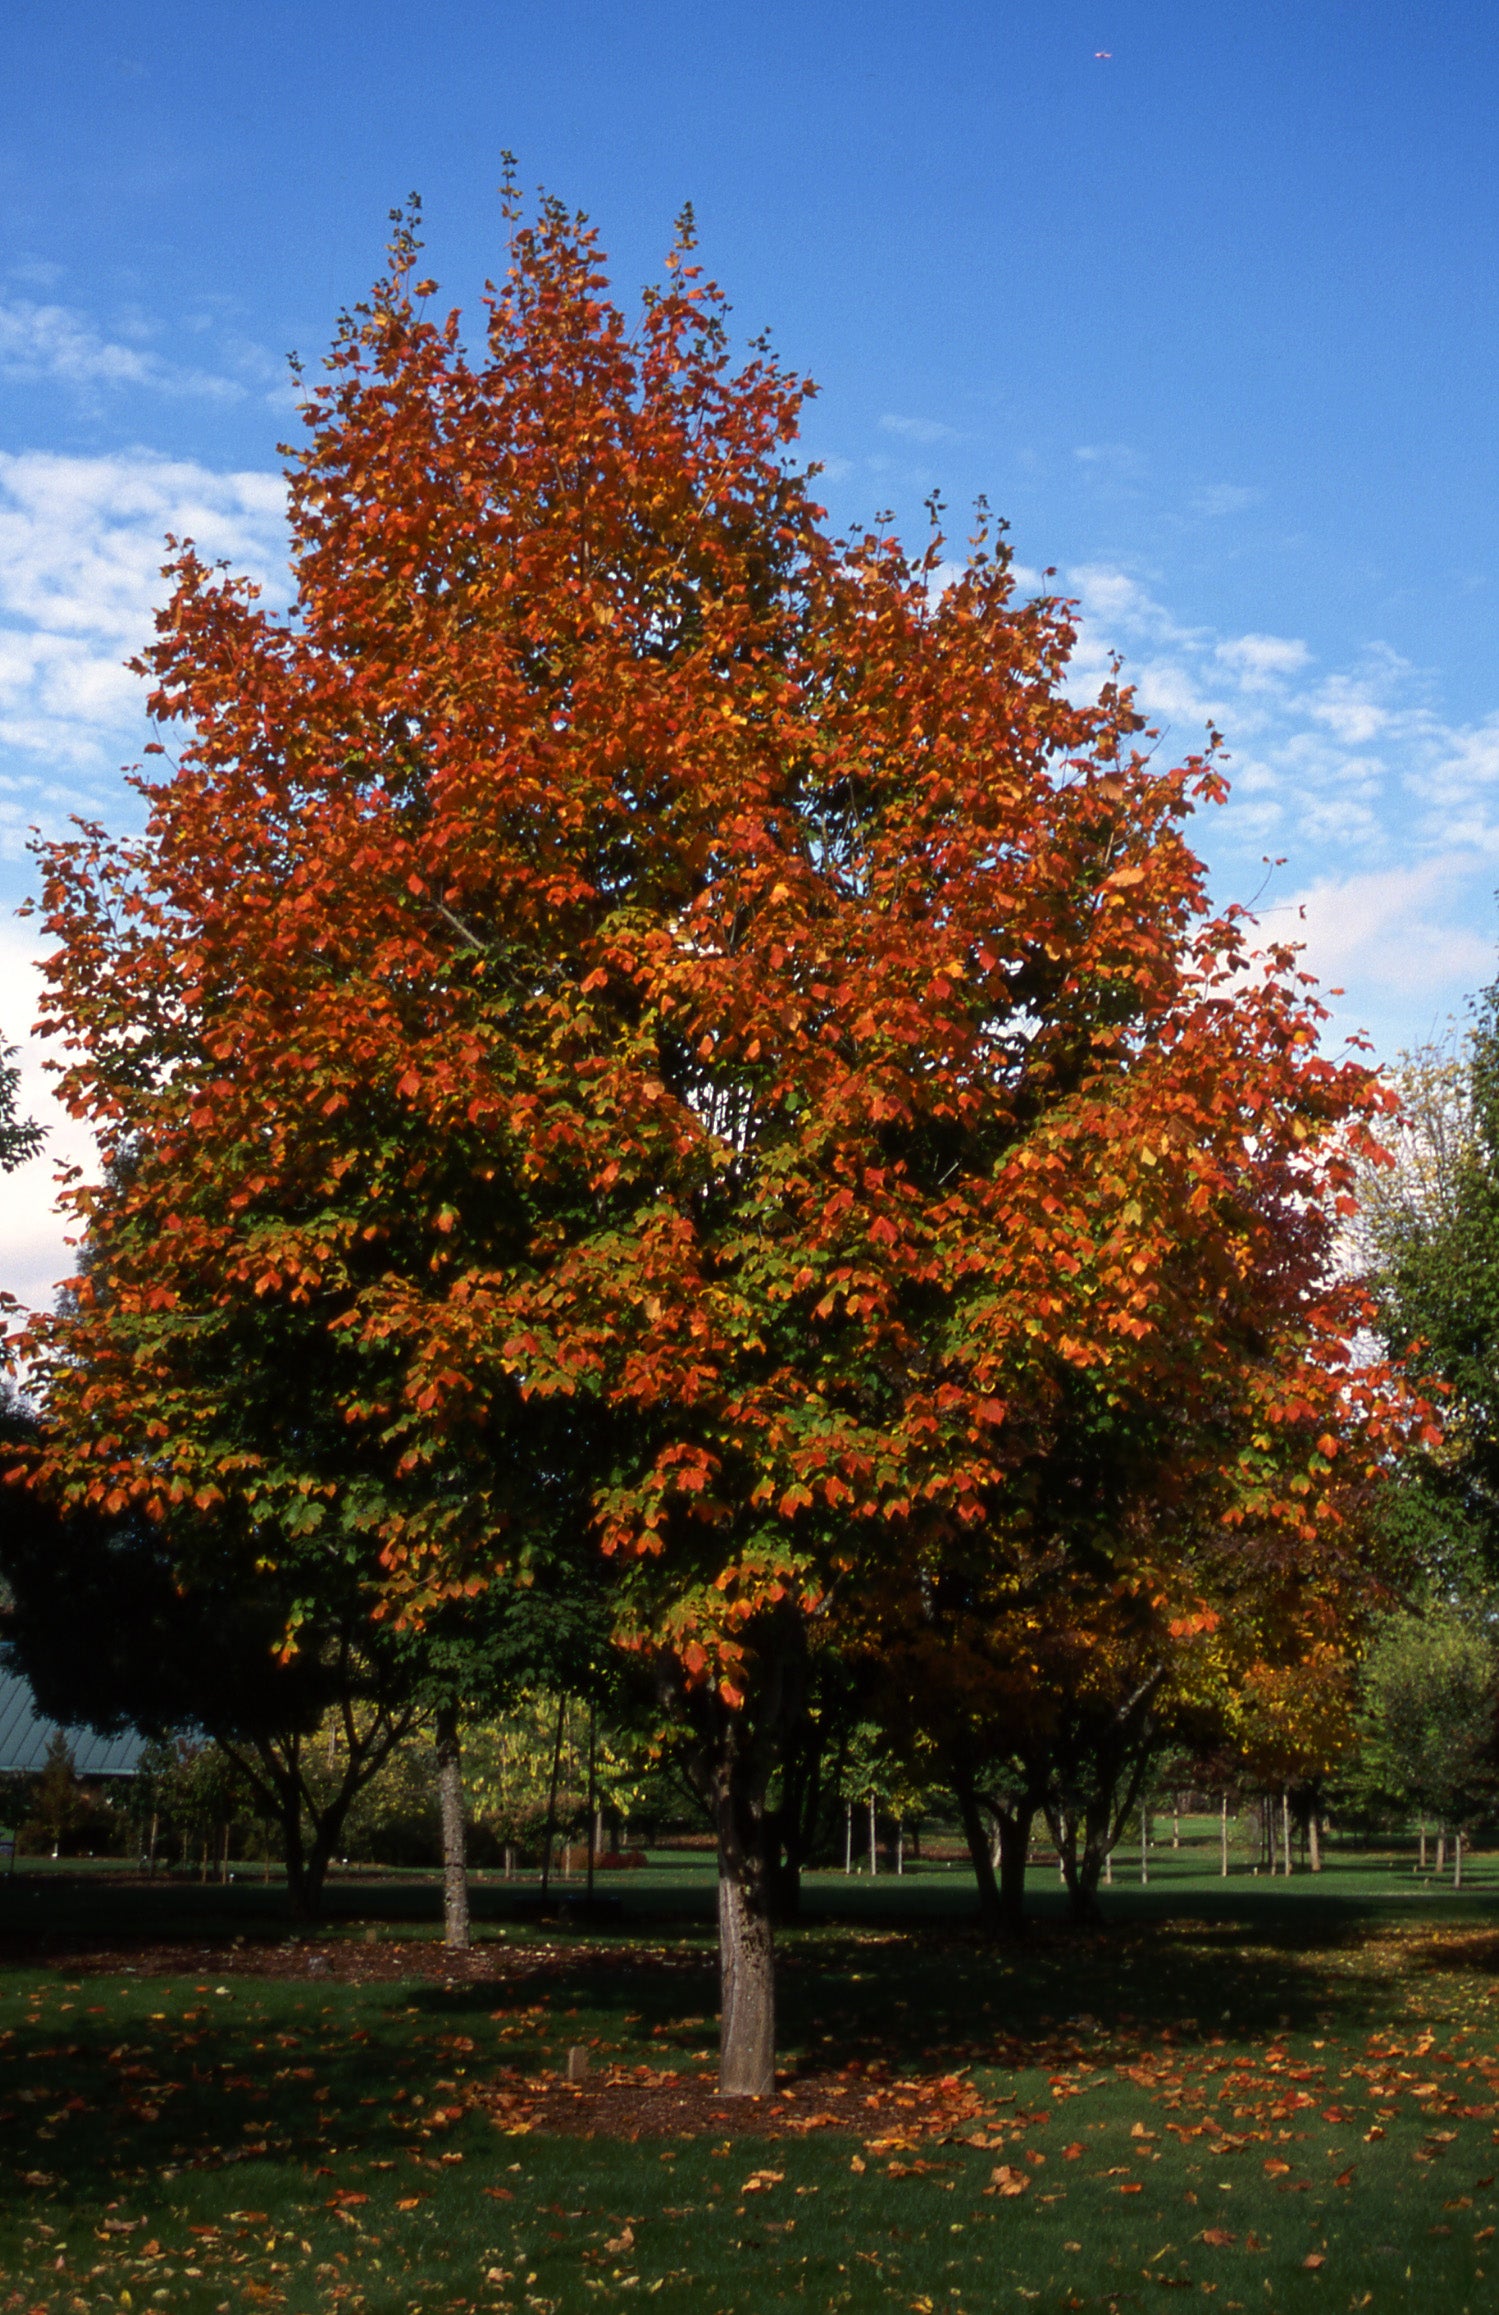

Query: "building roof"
left=0, top=1669, right=143, bottom=1777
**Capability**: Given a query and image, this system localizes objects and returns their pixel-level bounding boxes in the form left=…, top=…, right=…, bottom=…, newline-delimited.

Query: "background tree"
left=0, top=1449, right=421, bottom=1917
left=0, top=1037, right=41, bottom=1176
left=1349, top=1607, right=1498, bottom=1877
left=21, top=190, right=1419, bottom=2092
left=408, top=1548, right=616, bottom=1946
left=1360, top=1025, right=1499, bottom=1590
left=27, top=1731, right=85, bottom=1859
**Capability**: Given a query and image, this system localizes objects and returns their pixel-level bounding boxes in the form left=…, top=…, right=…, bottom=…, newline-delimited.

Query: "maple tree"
left=19, top=186, right=1423, bottom=2091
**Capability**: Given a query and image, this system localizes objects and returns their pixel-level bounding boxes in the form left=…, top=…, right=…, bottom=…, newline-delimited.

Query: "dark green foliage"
left=1347, top=1606, right=1499, bottom=1830
left=0, top=1036, right=40, bottom=1174
left=1367, top=1001, right=1499, bottom=1587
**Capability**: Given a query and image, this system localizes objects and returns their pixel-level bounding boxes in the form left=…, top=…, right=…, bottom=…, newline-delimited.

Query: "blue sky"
left=3, top=0, right=1498, bottom=1299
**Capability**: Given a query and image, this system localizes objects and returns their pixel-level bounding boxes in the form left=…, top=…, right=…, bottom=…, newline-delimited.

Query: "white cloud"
left=0, top=452, right=286, bottom=1303
left=0, top=451, right=287, bottom=852
left=1260, top=858, right=1495, bottom=1042
left=0, top=921, right=95, bottom=1315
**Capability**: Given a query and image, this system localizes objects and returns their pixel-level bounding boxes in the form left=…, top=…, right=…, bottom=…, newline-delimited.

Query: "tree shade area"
left=5, top=187, right=1499, bottom=2310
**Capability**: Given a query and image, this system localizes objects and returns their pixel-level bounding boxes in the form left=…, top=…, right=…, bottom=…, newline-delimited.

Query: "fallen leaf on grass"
left=1119, top=2182, right=1143, bottom=2196
left=1263, top=2159, right=1290, bottom=2177
left=1302, top=2253, right=1325, bottom=2270
left=1062, top=2142, right=1084, bottom=2161
left=604, top=2227, right=635, bottom=2254
left=850, top=2155, right=866, bottom=2174
left=396, top=2198, right=423, bottom=2211
left=483, top=2186, right=514, bottom=2201
left=990, top=2165, right=1029, bottom=2197
left=742, top=2170, right=784, bottom=2193
left=1200, top=2229, right=1235, bottom=2247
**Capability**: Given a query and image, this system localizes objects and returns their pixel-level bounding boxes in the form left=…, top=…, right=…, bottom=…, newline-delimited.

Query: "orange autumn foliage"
left=21, top=193, right=1421, bottom=1716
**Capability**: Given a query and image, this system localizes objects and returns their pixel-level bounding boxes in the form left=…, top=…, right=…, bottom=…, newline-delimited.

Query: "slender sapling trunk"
left=540, top=1694, right=566, bottom=1901
left=435, top=1702, right=470, bottom=1950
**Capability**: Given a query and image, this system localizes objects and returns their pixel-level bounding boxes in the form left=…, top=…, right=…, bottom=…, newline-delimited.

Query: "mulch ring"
left=472, top=2065, right=998, bottom=2145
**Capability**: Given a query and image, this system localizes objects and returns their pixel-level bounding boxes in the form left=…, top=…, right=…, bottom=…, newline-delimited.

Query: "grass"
left=3, top=1851, right=1499, bottom=2310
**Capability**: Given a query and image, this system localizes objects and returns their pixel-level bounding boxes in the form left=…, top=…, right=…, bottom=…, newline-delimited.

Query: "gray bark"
left=435, top=1703, right=470, bottom=1950
left=717, top=1789, right=775, bottom=2096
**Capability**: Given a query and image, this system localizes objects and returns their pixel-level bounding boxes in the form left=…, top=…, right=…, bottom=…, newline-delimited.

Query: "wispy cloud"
left=880, top=413, right=961, bottom=444
left=0, top=298, right=249, bottom=402
left=1073, top=442, right=1142, bottom=477
left=1048, top=561, right=1499, bottom=1047
left=1193, top=482, right=1261, bottom=517
left=1215, top=633, right=1310, bottom=685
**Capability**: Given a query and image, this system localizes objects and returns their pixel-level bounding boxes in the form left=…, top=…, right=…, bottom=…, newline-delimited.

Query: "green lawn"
left=4, top=1854, right=1499, bottom=2311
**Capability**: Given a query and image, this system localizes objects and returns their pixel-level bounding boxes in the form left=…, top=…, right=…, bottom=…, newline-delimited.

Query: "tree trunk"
left=1220, top=1792, right=1229, bottom=1878
left=1047, top=1803, right=1103, bottom=1925
left=953, top=1774, right=1004, bottom=1935
left=1281, top=1788, right=1293, bottom=1877
left=435, top=1703, right=470, bottom=1950
left=586, top=1705, right=597, bottom=1909
left=1454, top=1828, right=1464, bottom=1889
left=843, top=1801, right=852, bottom=1875
left=540, top=1693, right=566, bottom=1901
left=1308, top=1809, right=1322, bottom=1874
left=996, top=1804, right=1033, bottom=1935
left=1139, top=1804, right=1148, bottom=1885
left=867, top=1792, right=877, bottom=1876
left=1420, top=1819, right=1428, bottom=1870
left=716, top=1785, right=775, bottom=2096
left=1437, top=1828, right=1447, bottom=1874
